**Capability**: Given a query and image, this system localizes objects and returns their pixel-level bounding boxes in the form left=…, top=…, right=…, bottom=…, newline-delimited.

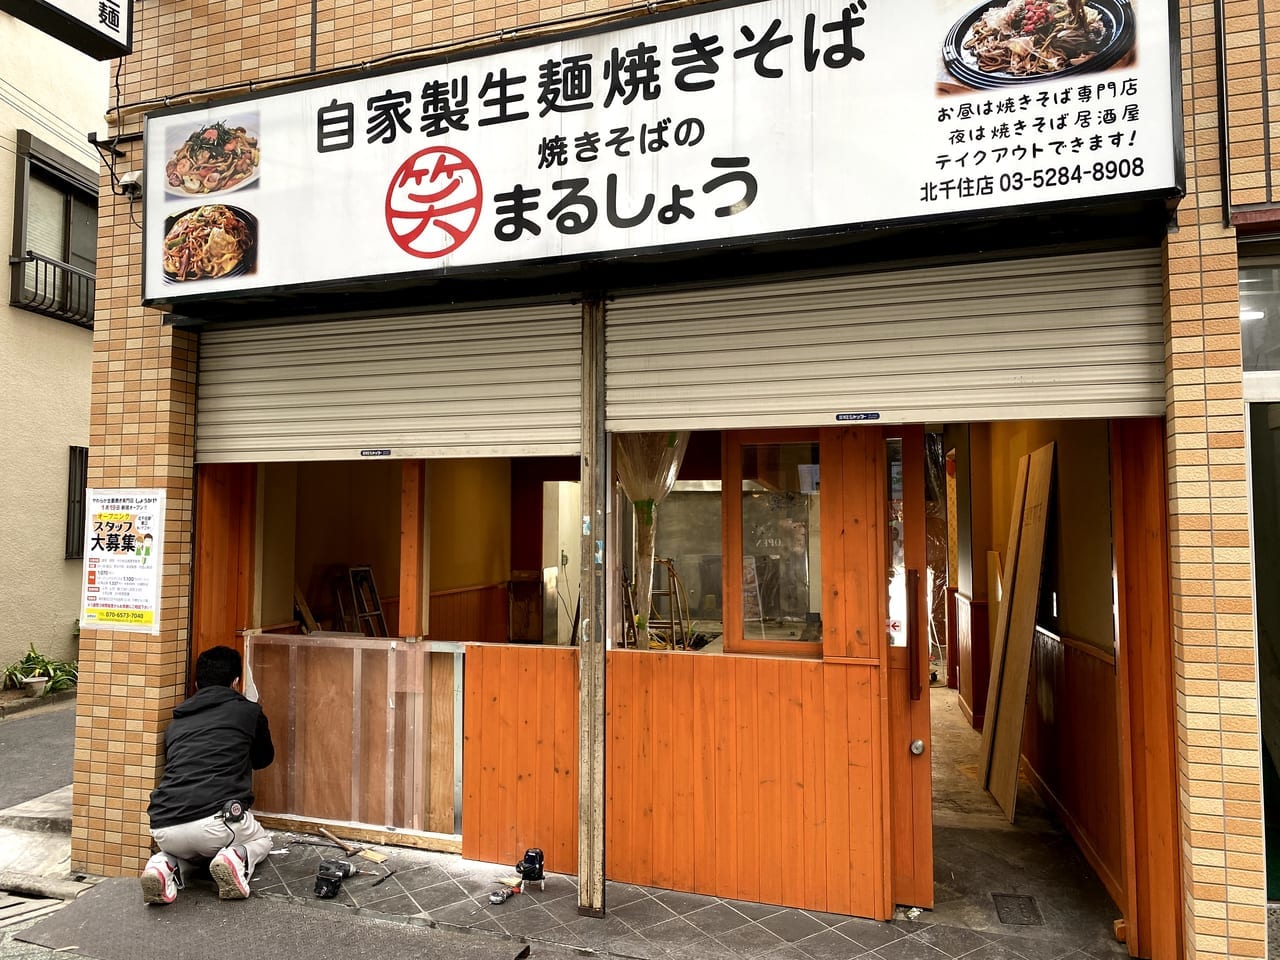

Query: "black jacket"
left=147, top=684, right=274, bottom=829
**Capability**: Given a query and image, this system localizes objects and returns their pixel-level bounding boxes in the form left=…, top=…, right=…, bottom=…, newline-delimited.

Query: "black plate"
left=943, top=0, right=1135, bottom=90
left=162, top=204, right=257, bottom=283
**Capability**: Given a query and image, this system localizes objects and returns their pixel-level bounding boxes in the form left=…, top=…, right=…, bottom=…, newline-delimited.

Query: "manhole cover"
left=992, top=893, right=1044, bottom=925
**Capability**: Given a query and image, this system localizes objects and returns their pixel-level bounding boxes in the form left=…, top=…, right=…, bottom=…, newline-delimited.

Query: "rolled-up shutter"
left=197, top=304, right=582, bottom=462
left=605, top=249, right=1164, bottom=431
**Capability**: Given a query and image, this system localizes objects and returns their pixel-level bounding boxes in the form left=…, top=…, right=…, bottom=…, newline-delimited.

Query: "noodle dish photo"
left=164, top=119, right=260, bottom=196
left=162, top=204, right=257, bottom=282
left=942, top=0, right=1135, bottom=89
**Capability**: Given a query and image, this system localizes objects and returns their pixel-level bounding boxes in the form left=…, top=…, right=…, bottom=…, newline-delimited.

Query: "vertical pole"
left=578, top=296, right=607, bottom=917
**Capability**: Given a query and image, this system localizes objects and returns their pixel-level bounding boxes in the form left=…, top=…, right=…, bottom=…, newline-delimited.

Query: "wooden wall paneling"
left=250, top=641, right=291, bottom=812
left=988, top=442, right=1056, bottom=821
left=955, top=595, right=990, bottom=731
left=428, top=652, right=455, bottom=834
left=821, top=430, right=850, bottom=659
left=192, top=463, right=256, bottom=681
left=515, top=649, right=538, bottom=863
left=979, top=455, right=1030, bottom=787
left=945, top=587, right=959, bottom=689
left=691, top=653, right=718, bottom=895
left=605, top=649, right=631, bottom=879
left=778, top=662, right=806, bottom=909
left=399, top=461, right=426, bottom=638
left=1111, top=418, right=1182, bottom=960
left=670, top=654, right=697, bottom=893
left=298, top=645, right=354, bottom=821
left=551, top=647, right=578, bottom=872
left=423, top=584, right=509, bottom=642
left=462, top=645, right=484, bottom=859
left=496, top=648, right=520, bottom=859
left=801, top=660, right=828, bottom=911
left=461, top=645, right=579, bottom=872
left=713, top=655, right=739, bottom=899
left=843, top=663, right=885, bottom=918
left=632, top=652, right=656, bottom=885
left=734, top=657, right=761, bottom=905
left=358, top=648, right=389, bottom=825
left=651, top=654, right=675, bottom=890
left=822, top=664, right=854, bottom=916
left=756, top=658, right=784, bottom=908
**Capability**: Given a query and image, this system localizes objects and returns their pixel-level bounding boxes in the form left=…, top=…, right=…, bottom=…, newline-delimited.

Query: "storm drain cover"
left=992, top=893, right=1044, bottom=926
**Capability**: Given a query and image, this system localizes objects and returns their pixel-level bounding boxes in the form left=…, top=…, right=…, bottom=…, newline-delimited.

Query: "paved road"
left=0, top=703, right=75, bottom=810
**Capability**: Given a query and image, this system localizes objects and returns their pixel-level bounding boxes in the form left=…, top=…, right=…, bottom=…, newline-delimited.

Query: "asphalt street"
left=0, top=703, right=75, bottom=810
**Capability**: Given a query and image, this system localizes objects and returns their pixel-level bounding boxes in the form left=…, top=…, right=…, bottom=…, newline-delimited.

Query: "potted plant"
left=3, top=644, right=78, bottom=699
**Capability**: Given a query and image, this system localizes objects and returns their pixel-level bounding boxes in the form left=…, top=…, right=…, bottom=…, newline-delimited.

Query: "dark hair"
left=195, top=646, right=242, bottom=689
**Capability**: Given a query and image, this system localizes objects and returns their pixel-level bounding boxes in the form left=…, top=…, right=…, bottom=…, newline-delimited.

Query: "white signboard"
left=143, top=0, right=1178, bottom=305
left=80, top=489, right=166, bottom=634
left=0, top=0, right=131, bottom=59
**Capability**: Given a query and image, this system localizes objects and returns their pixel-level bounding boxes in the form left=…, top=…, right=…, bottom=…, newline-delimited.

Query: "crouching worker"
left=141, top=645, right=274, bottom=904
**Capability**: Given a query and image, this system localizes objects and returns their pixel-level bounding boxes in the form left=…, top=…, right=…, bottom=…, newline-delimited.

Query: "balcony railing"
left=9, top=251, right=95, bottom=329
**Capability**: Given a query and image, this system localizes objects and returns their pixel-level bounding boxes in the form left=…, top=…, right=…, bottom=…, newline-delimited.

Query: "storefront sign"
left=142, top=0, right=1179, bottom=305
left=0, top=0, right=132, bottom=59
left=79, top=489, right=166, bottom=634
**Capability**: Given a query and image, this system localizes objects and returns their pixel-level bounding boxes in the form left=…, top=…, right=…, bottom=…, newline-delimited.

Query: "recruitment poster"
left=80, top=489, right=166, bottom=634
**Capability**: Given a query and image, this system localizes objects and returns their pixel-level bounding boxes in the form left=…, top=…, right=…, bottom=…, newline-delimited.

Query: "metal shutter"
left=605, top=249, right=1165, bottom=430
left=197, top=304, right=582, bottom=463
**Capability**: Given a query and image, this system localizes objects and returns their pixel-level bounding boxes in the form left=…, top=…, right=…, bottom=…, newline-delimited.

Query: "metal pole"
left=578, top=296, right=607, bottom=917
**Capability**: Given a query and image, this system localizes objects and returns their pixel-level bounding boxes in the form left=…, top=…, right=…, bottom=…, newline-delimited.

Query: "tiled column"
left=1165, top=1, right=1265, bottom=956
left=71, top=138, right=198, bottom=877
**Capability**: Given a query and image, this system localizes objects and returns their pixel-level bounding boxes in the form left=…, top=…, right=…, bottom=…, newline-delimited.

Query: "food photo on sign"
left=158, top=111, right=260, bottom=282
left=937, top=0, right=1137, bottom=92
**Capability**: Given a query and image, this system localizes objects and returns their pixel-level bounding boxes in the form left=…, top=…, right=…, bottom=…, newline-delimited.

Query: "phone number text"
left=920, top=158, right=1146, bottom=203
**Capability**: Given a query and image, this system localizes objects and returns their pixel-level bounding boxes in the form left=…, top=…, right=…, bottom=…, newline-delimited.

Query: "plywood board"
left=978, top=456, right=1030, bottom=789
left=986, top=442, right=1055, bottom=821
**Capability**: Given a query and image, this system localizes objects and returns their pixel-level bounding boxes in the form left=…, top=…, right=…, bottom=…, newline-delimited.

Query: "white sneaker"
left=140, top=855, right=180, bottom=904
left=210, top=845, right=251, bottom=899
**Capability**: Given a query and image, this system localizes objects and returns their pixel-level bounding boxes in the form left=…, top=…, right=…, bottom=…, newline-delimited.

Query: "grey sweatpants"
left=148, top=810, right=273, bottom=879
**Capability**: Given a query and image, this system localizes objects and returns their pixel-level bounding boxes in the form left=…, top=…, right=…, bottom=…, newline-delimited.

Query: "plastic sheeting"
left=616, top=432, right=690, bottom=645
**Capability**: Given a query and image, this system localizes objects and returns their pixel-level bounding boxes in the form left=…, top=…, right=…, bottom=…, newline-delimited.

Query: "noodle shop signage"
left=141, top=0, right=1179, bottom=306
left=0, top=0, right=131, bottom=59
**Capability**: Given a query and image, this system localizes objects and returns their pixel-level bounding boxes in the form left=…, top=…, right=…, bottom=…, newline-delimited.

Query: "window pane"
left=23, top=178, right=66, bottom=299
left=740, top=442, right=821, bottom=642
left=1241, top=264, right=1280, bottom=372
left=886, top=439, right=907, bottom=647
left=69, top=193, right=97, bottom=273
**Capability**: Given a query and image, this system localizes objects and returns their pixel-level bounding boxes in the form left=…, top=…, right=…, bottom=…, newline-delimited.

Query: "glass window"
left=739, top=441, right=822, bottom=643
left=10, top=132, right=97, bottom=328
left=1240, top=263, right=1280, bottom=373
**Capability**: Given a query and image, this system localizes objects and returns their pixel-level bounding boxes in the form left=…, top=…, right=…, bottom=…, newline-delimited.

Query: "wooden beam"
left=578, top=297, right=606, bottom=917
left=399, top=460, right=427, bottom=638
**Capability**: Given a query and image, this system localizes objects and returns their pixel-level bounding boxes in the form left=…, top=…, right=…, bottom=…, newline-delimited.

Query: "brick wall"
left=1168, top=0, right=1266, bottom=957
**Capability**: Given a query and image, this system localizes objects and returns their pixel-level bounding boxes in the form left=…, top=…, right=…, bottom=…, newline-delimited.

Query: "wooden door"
left=885, top=426, right=934, bottom=908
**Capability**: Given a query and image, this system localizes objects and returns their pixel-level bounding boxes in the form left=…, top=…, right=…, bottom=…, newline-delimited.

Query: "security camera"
left=118, top=169, right=143, bottom=198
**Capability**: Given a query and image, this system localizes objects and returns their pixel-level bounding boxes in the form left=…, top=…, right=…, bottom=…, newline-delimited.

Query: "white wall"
left=0, top=13, right=106, bottom=668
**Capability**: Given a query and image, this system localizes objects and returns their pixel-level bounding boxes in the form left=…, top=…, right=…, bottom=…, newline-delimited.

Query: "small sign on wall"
left=80, top=489, right=165, bottom=634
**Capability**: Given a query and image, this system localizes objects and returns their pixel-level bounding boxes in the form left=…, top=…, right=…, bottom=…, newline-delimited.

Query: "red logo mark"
left=385, top=146, right=483, bottom=259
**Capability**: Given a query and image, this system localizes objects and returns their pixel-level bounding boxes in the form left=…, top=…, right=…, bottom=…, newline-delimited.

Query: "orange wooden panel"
left=398, top=461, right=426, bottom=637
left=843, top=663, right=884, bottom=918
left=800, top=658, right=828, bottom=911
left=632, top=652, right=656, bottom=884
left=820, top=430, right=850, bottom=659
left=651, top=654, right=675, bottom=890
left=249, top=642, right=290, bottom=812
left=713, top=656, right=739, bottom=899
left=733, top=657, right=761, bottom=904
left=424, top=584, right=508, bottom=642
left=777, top=662, right=807, bottom=909
left=822, top=665, right=853, bottom=916
left=690, top=652, right=718, bottom=895
left=756, top=658, right=784, bottom=908
left=192, top=463, right=255, bottom=687
left=605, top=650, right=633, bottom=875
left=1111, top=417, right=1181, bottom=960
left=670, top=654, right=697, bottom=892
left=461, top=645, right=579, bottom=873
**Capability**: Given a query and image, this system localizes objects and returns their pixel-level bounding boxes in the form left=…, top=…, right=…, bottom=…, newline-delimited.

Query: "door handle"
left=907, top=568, right=921, bottom=701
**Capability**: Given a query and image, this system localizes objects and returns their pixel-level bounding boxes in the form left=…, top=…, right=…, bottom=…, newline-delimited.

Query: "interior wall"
left=553, top=482, right=582, bottom=644
left=986, top=420, right=1114, bottom=652
left=429, top=459, right=512, bottom=591
left=294, top=460, right=403, bottom=622
left=257, top=462, right=298, bottom=626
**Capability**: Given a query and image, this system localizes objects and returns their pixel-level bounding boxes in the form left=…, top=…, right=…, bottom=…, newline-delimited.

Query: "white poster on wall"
left=143, top=0, right=1179, bottom=306
left=80, top=489, right=166, bottom=635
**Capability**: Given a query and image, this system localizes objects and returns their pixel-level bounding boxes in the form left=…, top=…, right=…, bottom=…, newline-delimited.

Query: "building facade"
left=0, top=11, right=105, bottom=671
left=72, top=2, right=1270, bottom=959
